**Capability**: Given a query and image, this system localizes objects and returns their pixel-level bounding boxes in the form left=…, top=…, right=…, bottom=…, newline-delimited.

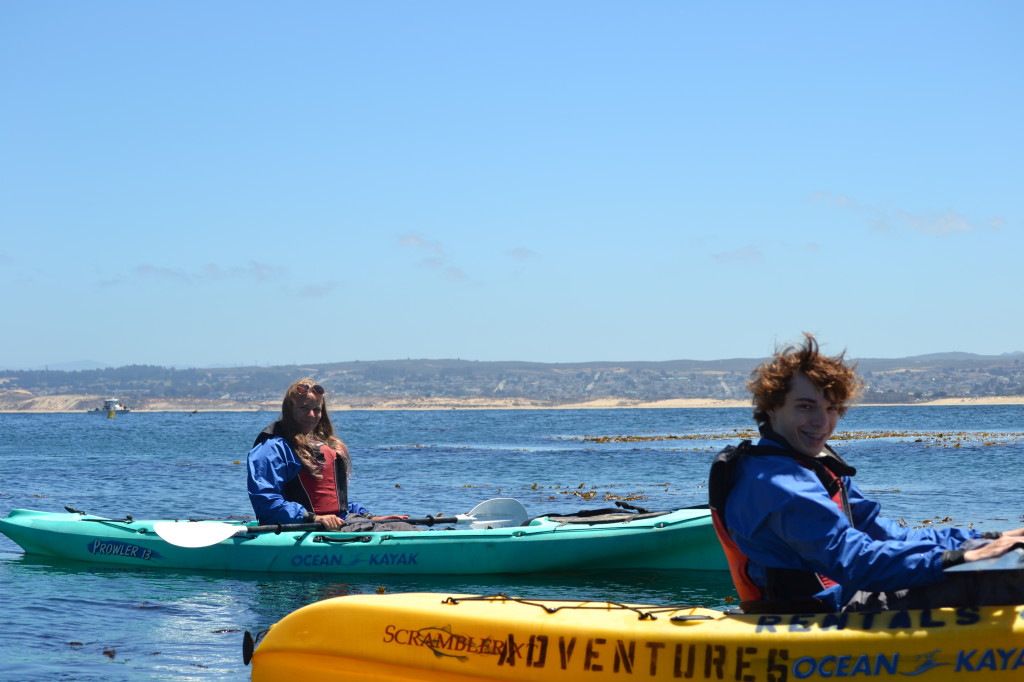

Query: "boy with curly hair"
left=710, top=333, right=1024, bottom=613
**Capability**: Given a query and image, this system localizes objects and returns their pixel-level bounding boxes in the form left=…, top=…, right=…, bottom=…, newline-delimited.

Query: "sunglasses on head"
left=295, top=383, right=325, bottom=396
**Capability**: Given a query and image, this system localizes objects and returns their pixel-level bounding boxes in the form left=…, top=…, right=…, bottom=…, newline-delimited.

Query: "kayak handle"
left=312, top=535, right=374, bottom=544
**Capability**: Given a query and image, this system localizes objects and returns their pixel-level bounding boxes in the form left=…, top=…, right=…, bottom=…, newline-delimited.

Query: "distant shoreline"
left=2, top=393, right=1023, bottom=413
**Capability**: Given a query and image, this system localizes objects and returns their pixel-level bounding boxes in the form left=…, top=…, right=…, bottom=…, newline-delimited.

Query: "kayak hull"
left=0, top=508, right=725, bottom=575
left=250, top=592, right=1024, bottom=681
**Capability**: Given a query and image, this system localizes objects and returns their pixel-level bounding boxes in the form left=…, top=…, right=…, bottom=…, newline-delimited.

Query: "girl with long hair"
left=246, top=378, right=409, bottom=529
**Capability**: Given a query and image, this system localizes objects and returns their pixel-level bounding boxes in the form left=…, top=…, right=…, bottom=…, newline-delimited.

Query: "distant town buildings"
left=3, top=354, right=1023, bottom=406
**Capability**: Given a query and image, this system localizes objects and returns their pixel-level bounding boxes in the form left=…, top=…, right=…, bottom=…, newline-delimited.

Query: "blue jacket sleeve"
left=846, top=480, right=980, bottom=549
left=246, top=437, right=309, bottom=525
left=347, top=501, right=371, bottom=516
left=725, top=455, right=980, bottom=603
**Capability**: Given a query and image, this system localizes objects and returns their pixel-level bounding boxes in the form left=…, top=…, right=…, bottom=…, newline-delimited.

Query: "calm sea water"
left=1, top=405, right=1022, bottom=680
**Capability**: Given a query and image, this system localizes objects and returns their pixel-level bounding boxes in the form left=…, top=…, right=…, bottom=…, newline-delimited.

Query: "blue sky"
left=2, top=2, right=1021, bottom=369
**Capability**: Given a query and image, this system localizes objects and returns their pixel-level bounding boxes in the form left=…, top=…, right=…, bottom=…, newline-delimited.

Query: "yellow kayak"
left=247, top=592, right=1024, bottom=680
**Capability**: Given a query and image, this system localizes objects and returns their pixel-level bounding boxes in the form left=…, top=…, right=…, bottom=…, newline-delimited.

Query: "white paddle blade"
left=463, top=498, right=529, bottom=529
left=153, top=521, right=241, bottom=548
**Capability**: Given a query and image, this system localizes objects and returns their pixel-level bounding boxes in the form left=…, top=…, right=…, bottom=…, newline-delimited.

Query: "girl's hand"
left=314, top=514, right=346, bottom=530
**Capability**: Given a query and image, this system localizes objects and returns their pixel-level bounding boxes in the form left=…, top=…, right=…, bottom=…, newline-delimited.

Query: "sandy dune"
left=2, top=390, right=1022, bottom=413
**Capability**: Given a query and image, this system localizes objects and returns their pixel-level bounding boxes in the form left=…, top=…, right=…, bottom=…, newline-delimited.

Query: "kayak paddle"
left=460, top=497, right=529, bottom=529
left=153, top=497, right=530, bottom=548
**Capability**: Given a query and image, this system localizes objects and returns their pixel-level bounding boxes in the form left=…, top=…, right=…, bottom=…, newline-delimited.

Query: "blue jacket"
left=724, top=437, right=981, bottom=611
left=247, top=434, right=370, bottom=525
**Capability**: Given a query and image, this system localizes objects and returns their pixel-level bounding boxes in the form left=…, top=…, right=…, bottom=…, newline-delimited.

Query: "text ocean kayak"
left=247, top=592, right=1024, bottom=681
left=0, top=506, right=725, bottom=575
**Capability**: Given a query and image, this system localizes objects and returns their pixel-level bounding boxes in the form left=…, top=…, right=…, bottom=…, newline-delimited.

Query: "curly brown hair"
left=278, top=378, right=351, bottom=480
left=748, top=333, right=862, bottom=425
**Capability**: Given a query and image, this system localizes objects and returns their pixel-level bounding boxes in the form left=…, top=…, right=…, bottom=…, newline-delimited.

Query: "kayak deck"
left=249, top=592, right=1024, bottom=681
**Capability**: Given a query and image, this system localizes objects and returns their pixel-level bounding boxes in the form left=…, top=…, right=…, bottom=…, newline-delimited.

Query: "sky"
left=2, top=2, right=1022, bottom=370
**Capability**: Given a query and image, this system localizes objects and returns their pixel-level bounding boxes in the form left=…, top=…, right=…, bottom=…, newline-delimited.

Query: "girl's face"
left=290, top=395, right=323, bottom=434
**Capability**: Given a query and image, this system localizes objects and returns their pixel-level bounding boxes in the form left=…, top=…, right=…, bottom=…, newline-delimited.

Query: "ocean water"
left=0, top=405, right=1022, bottom=680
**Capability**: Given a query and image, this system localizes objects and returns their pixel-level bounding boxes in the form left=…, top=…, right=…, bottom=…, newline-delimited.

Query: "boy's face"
left=767, top=372, right=839, bottom=456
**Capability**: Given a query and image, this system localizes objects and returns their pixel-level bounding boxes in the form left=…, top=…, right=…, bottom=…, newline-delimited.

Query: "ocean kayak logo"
left=290, top=552, right=419, bottom=568
left=88, top=539, right=162, bottom=561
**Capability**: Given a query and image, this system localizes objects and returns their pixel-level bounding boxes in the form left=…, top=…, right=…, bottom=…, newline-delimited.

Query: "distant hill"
left=1, top=353, right=1023, bottom=409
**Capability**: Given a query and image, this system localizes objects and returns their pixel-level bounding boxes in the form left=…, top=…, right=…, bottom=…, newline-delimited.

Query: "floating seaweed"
left=562, top=429, right=1024, bottom=447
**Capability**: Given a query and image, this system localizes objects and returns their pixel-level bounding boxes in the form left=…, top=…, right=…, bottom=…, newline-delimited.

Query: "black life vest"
left=708, top=431, right=856, bottom=613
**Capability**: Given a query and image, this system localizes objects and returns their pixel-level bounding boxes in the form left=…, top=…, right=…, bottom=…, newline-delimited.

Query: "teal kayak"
left=0, top=505, right=725, bottom=575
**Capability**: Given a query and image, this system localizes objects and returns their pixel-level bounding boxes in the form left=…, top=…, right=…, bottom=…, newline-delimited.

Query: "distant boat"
left=89, top=398, right=131, bottom=416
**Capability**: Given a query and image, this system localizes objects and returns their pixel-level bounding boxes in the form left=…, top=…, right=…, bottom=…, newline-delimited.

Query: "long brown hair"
left=278, top=378, right=351, bottom=479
